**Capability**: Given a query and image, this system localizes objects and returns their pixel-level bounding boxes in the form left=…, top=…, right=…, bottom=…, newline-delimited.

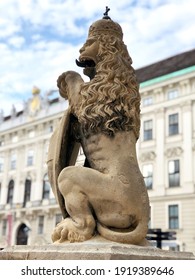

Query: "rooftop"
left=135, top=48, right=195, bottom=83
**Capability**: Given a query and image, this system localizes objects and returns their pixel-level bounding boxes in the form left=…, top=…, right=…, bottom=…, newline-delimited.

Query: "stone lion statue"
left=47, top=14, right=150, bottom=245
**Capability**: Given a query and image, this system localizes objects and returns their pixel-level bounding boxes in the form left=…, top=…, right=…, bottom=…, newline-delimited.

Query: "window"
left=143, top=120, right=153, bottom=141
left=167, top=89, right=179, bottom=100
left=0, top=140, right=5, bottom=147
left=12, top=135, right=18, bottom=143
left=169, top=113, right=179, bottom=135
left=143, top=96, right=153, bottom=106
left=28, top=130, right=35, bottom=138
left=49, top=125, right=53, bottom=133
left=168, top=160, right=180, bottom=187
left=23, top=179, right=31, bottom=207
left=27, top=150, right=34, bottom=166
left=42, top=174, right=50, bottom=199
left=46, top=121, right=53, bottom=133
left=55, top=214, right=62, bottom=226
left=168, top=205, right=179, bottom=229
left=143, top=164, right=153, bottom=189
left=7, top=180, right=14, bottom=205
left=38, top=216, right=44, bottom=234
left=0, top=157, right=4, bottom=172
left=10, top=153, right=17, bottom=170
left=2, top=219, right=7, bottom=236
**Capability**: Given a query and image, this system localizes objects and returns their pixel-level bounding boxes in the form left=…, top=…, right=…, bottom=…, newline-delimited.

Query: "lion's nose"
left=79, top=46, right=85, bottom=53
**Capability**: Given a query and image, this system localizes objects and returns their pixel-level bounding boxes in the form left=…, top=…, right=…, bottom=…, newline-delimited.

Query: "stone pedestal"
left=0, top=237, right=194, bottom=260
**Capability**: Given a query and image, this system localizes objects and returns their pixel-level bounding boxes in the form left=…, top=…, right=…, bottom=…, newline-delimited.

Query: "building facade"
left=0, top=49, right=195, bottom=253
left=136, top=49, right=195, bottom=252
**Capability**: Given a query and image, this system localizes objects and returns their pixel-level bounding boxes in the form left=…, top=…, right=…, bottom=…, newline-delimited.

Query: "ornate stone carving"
left=165, top=147, right=183, bottom=158
left=47, top=9, right=150, bottom=245
left=140, top=151, right=156, bottom=162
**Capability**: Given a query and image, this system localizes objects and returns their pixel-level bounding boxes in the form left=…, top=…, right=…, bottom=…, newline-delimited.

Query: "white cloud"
left=0, top=18, right=20, bottom=38
left=8, top=36, right=25, bottom=48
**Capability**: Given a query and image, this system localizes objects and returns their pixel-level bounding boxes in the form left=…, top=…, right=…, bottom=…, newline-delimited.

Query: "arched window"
left=16, top=223, right=30, bottom=245
left=7, top=180, right=14, bottom=205
left=23, top=178, right=31, bottom=207
left=42, top=173, right=50, bottom=199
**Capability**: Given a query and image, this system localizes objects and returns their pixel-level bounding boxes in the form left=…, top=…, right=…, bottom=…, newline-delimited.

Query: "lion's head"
left=76, top=18, right=141, bottom=140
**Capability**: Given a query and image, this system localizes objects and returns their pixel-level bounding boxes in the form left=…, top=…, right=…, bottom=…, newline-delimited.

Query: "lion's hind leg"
left=53, top=168, right=96, bottom=243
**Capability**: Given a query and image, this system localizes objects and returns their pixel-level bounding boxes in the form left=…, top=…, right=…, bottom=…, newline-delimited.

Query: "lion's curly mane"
left=77, top=34, right=141, bottom=140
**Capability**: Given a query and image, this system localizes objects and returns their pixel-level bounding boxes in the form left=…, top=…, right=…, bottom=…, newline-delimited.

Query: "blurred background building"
left=0, top=49, right=194, bottom=253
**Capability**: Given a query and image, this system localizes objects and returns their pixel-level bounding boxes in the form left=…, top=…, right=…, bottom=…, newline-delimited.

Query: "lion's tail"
left=97, top=219, right=148, bottom=245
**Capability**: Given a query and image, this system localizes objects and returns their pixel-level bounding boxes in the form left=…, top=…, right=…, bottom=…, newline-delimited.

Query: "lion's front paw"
left=57, top=71, right=82, bottom=99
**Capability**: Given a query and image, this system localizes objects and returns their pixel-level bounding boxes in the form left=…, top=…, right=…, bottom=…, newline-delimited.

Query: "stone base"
left=0, top=237, right=194, bottom=260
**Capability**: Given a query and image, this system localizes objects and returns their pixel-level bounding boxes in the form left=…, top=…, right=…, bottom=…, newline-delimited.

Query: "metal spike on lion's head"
left=103, top=6, right=111, bottom=19
left=88, top=6, right=123, bottom=40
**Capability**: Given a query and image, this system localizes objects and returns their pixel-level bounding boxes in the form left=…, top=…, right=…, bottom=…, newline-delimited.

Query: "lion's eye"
left=86, top=39, right=95, bottom=46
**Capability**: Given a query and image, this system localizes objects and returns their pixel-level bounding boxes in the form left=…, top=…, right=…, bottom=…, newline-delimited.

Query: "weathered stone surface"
left=47, top=8, right=150, bottom=246
left=0, top=238, right=194, bottom=260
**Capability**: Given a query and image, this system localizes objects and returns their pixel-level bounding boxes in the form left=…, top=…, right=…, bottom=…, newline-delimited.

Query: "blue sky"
left=0, top=0, right=195, bottom=116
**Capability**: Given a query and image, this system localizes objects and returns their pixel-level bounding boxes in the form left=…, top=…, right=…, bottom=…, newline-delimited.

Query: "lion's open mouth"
left=76, top=58, right=96, bottom=80
left=75, top=58, right=96, bottom=68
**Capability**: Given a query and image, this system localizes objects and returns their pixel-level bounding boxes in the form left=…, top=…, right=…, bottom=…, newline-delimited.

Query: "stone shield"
left=47, top=108, right=80, bottom=218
